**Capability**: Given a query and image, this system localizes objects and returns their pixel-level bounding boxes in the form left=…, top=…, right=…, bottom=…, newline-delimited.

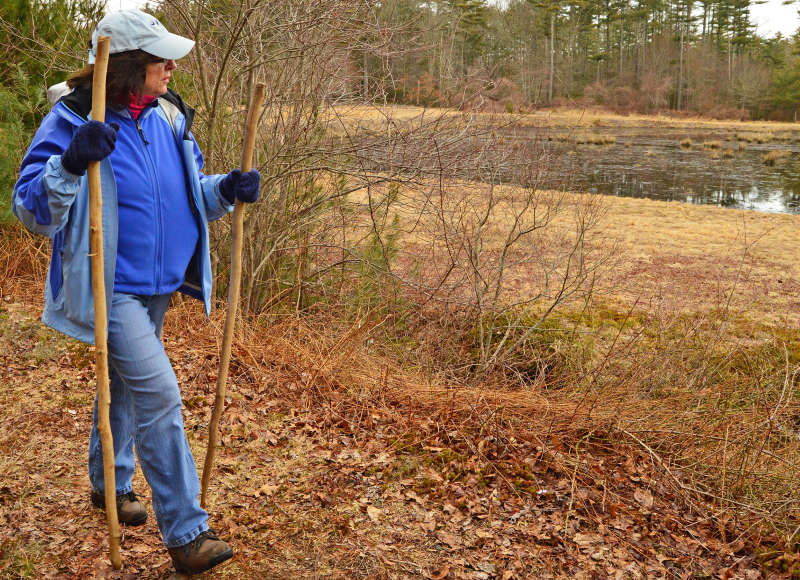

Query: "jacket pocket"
left=61, top=236, right=93, bottom=328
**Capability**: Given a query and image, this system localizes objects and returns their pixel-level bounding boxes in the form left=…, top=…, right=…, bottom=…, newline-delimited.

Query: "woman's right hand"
left=61, top=120, right=119, bottom=176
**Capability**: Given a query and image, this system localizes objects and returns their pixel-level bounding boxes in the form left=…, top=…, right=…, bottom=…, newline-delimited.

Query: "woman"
left=11, top=9, right=257, bottom=575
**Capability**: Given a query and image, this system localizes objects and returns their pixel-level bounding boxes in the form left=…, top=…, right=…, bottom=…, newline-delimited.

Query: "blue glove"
left=220, top=169, right=260, bottom=204
left=61, top=121, right=119, bottom=176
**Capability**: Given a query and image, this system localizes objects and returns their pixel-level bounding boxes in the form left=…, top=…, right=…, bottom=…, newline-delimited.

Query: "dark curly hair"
left=67, top=49, right=153, bottom=108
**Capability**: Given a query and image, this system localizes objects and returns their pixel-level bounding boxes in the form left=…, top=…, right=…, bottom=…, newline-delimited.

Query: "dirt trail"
left=0, top=296, right=771, bottom=579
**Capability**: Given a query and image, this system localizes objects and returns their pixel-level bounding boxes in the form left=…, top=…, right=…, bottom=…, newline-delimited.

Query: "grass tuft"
left=735, top=132, right=770, bottom=143
left=761, top=149, right=791, bottom=166
left=574, top=133, right=616, bottom=145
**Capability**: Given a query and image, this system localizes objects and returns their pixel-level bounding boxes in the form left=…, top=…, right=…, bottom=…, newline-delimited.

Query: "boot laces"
left=183, top=529, right=220, bottom=555
left=119, top=491, right=138, bottom=504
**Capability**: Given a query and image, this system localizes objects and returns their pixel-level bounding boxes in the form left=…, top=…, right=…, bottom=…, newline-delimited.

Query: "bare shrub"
left=0, top=222, right=48, bottom=297
left=353, top=129, right=613, bottom=382
left=156, top=0, right=609, bottom=385
left=160, top=0, right=387, bottom=310
left=583, top=73, right=671, bottom=115
left=458, top=76, right=529, bottom=113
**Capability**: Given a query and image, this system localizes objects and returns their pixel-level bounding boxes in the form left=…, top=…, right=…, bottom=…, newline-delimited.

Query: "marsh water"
left=511, top=127, right=800, bottom=215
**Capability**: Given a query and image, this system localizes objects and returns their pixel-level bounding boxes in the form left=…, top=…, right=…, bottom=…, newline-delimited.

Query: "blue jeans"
left=88, top=293, right=208, bottom=548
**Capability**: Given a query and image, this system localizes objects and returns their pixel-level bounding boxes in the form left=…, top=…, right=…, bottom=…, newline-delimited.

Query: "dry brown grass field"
left=328, top=104, right=800, bottom=135
left=2, top=109, right=800, bottom=577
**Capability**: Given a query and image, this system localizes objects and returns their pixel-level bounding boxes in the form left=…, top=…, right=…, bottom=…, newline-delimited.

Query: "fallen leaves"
left=436, top=530, right=462, bottom=548
left=633, top=488, right=654, bottom=510
left=0, top=299, right=775, bottom=579
left=573, top=532, right=604, bottom=546
left=254, top=483, right=279, bottom=498
left=366, top=505, right=383, bottom=522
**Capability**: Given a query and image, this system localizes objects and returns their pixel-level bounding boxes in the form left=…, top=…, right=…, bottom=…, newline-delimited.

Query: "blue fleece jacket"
left=107, top=101, right=200, bottom=295
left=11, top=87, right=233, bottom=344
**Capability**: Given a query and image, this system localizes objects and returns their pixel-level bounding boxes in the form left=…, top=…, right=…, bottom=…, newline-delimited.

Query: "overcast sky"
left=106, top=0, right=148, bottom=13
left=110, top=0, right=799, bottom=39
left=749, top=0, right=799, bottom=38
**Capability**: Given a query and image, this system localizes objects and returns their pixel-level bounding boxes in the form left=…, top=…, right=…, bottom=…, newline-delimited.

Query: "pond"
left=512, top=127, right=800, bottom=215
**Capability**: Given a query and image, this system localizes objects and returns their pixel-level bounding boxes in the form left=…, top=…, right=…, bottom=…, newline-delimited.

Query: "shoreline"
left=579, top=192, right=800, bottom=326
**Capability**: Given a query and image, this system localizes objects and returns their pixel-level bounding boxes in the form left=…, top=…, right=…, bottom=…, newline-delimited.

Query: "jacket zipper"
left=135, top=117, right=150, bottom=145
left=135, top=116, right=162, bottom=294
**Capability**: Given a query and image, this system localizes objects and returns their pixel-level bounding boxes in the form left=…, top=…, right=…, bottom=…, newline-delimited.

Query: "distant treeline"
left=1, top=0, right=799, bottom=219
left=364, top=0, right=800, bottom=119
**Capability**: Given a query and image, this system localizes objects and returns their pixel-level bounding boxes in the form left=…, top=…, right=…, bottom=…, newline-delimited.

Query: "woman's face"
left=142, top=58, right=177, bottom=97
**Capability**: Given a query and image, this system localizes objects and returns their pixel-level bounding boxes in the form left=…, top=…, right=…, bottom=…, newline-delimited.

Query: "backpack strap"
left=160, top=89, right=195, bottom=139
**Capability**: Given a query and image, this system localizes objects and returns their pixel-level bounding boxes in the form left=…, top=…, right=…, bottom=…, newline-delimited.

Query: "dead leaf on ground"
left=367, top=505, right=383, bottom=522
left=255, top=483, right=279, bottom=497
left=573, top=532, right=603, bottom=546
left=436, top=530, right=462, bottom=548
left=634, top=488, right=654, bottom=509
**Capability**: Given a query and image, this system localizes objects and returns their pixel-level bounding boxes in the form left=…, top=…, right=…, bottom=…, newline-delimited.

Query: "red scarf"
left=128, top=94, right=156, bottom=120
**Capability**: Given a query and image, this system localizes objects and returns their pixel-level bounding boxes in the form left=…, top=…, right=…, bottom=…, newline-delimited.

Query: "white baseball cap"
left=88, top=9, right=194, bottom=64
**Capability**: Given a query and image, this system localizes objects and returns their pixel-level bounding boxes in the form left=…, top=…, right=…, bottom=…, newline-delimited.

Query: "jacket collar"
left=59, top=85, right=92, bottom=121
left=56, top=85, right=195, bottom=138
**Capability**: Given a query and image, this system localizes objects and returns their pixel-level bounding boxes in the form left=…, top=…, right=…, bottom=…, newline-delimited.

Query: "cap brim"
left=140, top=32, right=194, bottom=60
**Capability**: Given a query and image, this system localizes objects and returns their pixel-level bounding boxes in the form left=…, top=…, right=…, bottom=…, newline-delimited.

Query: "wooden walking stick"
left=88, top=35, right=122, bottom=570
left=201, top=83, right=265, bottom=508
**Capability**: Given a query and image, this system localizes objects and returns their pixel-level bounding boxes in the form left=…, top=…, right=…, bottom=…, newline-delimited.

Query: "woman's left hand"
left=220, top=169, right=260, bottom=204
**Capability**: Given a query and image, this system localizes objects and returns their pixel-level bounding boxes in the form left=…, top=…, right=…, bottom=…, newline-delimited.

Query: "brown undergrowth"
left=1, top=201, right=799, bottom=579
left=0, top=291, right=768, bottom=580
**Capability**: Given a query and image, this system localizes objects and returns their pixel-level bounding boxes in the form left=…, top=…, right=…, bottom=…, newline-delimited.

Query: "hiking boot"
left=90, top=490, right=148, bottom=526
left=168, top=529, right=233, bottom=574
